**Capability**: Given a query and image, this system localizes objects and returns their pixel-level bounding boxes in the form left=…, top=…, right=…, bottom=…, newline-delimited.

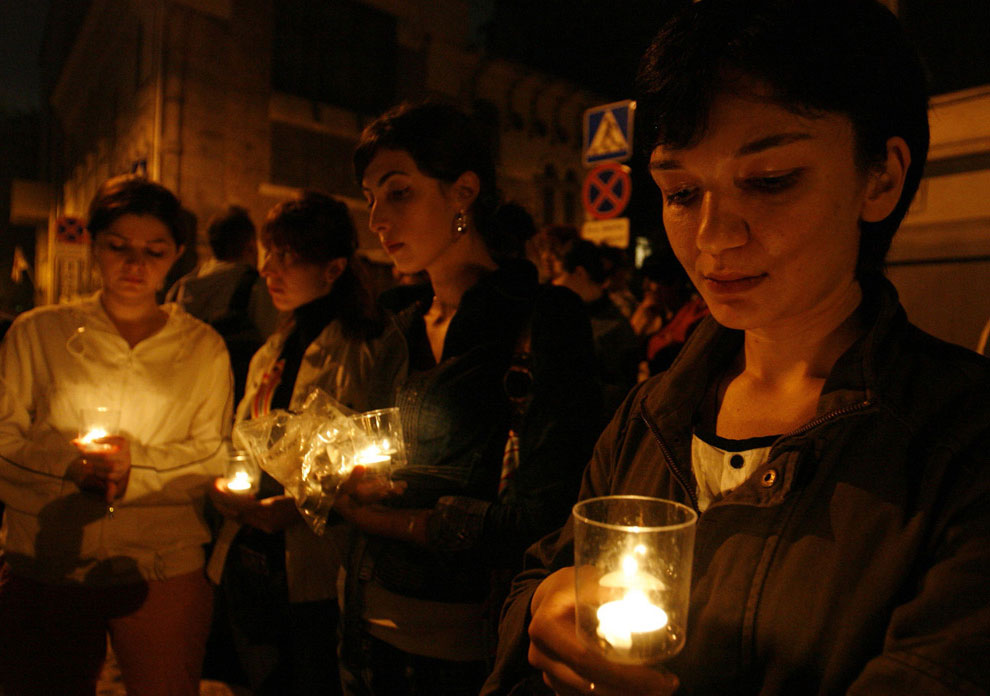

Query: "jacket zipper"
left=765, top=399, right=873, bottom=462
left=640, top=398, right=874, bottom=517
left=640, top=401, right=701, bottom=515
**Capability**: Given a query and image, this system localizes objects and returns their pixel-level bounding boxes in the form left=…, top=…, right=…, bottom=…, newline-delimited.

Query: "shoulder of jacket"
left=166, top=305, right=227, bottom=350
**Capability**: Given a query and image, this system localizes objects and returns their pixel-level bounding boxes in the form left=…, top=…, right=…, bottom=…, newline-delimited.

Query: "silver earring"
left=455, top=210, right=468, bottom=235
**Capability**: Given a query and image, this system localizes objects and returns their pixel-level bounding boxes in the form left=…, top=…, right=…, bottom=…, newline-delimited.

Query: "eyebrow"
left=650, top=131, right=814, bottom=171
left=104, top=231, right=171, bottom=245
left=362, top=169, right=408, bottom=190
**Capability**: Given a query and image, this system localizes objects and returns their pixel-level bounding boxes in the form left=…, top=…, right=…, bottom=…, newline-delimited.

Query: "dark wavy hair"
left=261, top=191, right=380, bottom=339
left=635, top=0, right=930, bottom=281
left=353, top=100, right=500, bottom=247
left=87, top=175, right=189, bottom=247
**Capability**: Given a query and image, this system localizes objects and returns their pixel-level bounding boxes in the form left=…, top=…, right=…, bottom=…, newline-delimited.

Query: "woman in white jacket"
left=0, top=175, right=233, bottom=695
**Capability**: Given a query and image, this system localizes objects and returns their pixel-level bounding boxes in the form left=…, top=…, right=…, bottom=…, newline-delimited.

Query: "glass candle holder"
left=573, top=495, right=697, bottom=665
left=349, top=407, right=407, bottom=478
left=224, top=447, right=260, bottom=496
left=77, top=406, right=121, bottom=453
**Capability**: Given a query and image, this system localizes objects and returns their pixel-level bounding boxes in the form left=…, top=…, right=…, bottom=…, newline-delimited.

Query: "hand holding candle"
left=70, top=407, right=129, bottom=514
left=348, top=408, right=407, bottom=480
left=573, top=496, right=697, bottom=665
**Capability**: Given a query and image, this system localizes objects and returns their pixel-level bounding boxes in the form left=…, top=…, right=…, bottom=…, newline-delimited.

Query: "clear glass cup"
left=223, top=446, right=260, bottom=496
left=77, top=406, right=120, bottom=454
left=573, top=495, right=698, bottom=664
left=349, top=407, right=407, bottom=478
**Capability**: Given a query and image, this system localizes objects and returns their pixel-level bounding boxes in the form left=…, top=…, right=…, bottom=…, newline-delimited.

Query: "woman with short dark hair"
left=484, top=2, right=990, bottom=694
left=0, top=175, right=232, bottom=694
left=337, top=101, right=601, bottom=695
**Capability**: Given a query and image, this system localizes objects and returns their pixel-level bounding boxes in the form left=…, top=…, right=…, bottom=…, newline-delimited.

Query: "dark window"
left=272, top=0, right=397, bottom=114
left=270, top=122, right=361, bottom=197
left=899, top=0, right=990, bottom=95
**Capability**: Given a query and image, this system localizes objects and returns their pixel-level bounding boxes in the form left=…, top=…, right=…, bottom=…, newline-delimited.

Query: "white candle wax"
left=595, top=550, right=668, bottom=651
left=596, top=588, right=669, bottom=650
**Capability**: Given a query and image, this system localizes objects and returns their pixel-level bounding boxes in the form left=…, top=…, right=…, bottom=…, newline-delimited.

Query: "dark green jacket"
left=485, top=278, right=990, bottom=695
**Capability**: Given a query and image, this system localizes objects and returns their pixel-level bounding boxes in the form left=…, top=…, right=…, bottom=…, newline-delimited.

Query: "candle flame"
left=80, top=427, right=109, bottom=444
left=227, top=471, right=253, bottom=492
left=355, top=443, right=391, bottom=467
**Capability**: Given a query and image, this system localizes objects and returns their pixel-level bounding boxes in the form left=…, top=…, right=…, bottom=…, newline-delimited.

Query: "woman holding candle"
left=484, top=1, right=990, bottom=695
left=0, top=175, right=233, bottom=695
left=334, top=101, right=601, bottom=695
left=206, top=191, right=388, bottom=695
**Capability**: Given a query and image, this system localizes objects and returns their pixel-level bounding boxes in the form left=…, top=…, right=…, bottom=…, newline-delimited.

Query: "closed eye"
left=742, top=169, right=804, bottom=193
left=387, top=187, right=411, bottom=202
left=664, top=187, right=698, bottom=207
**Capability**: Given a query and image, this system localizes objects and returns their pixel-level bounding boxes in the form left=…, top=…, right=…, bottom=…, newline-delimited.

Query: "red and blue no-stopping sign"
left=582, top=162, right=632, bottom=220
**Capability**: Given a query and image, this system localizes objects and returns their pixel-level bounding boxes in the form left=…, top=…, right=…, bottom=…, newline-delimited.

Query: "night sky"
left=0, top=1, right=49, bottom=112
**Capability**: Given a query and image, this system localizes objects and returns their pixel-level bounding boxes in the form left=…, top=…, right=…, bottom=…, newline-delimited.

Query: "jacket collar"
left=641, top=276, right=906, bottom=431
left=384, top=259, right=540, bottom=362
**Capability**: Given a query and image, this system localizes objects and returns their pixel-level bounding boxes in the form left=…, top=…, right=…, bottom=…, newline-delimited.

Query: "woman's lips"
left=384, top=242, right=405, bottom=255
left=702, top=273, right=768, bottom=294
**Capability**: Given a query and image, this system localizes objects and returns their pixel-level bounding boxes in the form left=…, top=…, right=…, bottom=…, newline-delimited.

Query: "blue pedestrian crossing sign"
left=584, top=100, right=635, bottom=166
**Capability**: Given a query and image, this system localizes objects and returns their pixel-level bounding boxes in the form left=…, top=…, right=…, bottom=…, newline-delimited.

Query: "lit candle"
left=226, top=470, right=254, bottom=493
left=595, top=551, right=669, bottom=651
left=77, top=427, right=116, bottom=453
left=355, top=443, right=392, bottom=468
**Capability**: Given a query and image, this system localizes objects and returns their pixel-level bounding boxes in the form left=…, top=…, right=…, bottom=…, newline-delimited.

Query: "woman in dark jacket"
left=483, top=2, right=990, bottom=695
left=334, top=101, right=601, bottom=695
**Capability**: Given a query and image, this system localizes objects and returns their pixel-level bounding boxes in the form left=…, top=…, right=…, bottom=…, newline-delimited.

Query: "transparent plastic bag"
left=232, top=388, right=362, bottom=535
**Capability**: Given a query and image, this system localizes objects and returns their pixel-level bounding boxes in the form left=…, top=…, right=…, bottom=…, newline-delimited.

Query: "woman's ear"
left=860, top=136, right=911, bottom=223
left=452, top=171, right=481, bottom=209
left=324, top=257, right=347, bottom=286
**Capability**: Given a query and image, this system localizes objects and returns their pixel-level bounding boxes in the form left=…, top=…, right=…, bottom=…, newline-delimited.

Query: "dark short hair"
left=353, top=101, right=499, bottom=244
left=561, top=239, right=607, bottom=285
left=87, top=175, right=188, bottom=247
left=207, top=206, right=255, bottom=261
left=635, top=0, right=930, bottom=280
left=488, top=202, right=538, bottom=260
left=261, top=191, right=380, bottom=339
left=261, top=191, right=356, bottom=264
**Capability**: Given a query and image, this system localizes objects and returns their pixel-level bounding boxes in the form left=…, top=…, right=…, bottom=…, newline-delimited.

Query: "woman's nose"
left=123, top=247, right=144, bottom=266
left=695, top=192, right=748, bottom=255
left=369, top=203, right=389, bottom=237
left=258, top=251, right=276, bottom=277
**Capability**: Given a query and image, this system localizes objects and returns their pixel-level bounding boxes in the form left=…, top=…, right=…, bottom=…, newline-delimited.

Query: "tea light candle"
left=596, top=552, right=669, bottom=651
left=77, top=427, right=116, bottom=453
left=355, top=443, right=391, bottom=468
left=226, top=470, right=254, bottom=493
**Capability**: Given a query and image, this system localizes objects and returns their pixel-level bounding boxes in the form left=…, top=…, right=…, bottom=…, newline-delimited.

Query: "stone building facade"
left=42, top=0, right=604, bottom=297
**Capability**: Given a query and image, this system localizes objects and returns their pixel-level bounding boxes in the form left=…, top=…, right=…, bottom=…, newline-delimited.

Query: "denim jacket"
left=353, top=260, right=602, bottom=604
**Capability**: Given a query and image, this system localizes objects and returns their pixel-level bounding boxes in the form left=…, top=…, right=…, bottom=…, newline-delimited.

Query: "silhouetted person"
left=168, top=206, right=278, bottom=404
left=553, top=239, right=639, bottom=416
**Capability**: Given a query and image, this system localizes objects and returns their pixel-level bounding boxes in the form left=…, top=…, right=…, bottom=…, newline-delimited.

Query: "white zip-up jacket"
left=210, top=313, right=402, bottom=603
left=0, top=293, right=232, bottom=585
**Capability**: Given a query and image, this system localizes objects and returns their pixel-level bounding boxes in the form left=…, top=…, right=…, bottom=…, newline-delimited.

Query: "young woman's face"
left=258, top=242, right=335, bottom=312
left=93, top=214, right=182, bottom=305
left=361, top=149, right=462, bottom=275
left=649, top=92, right=870, bottom=334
